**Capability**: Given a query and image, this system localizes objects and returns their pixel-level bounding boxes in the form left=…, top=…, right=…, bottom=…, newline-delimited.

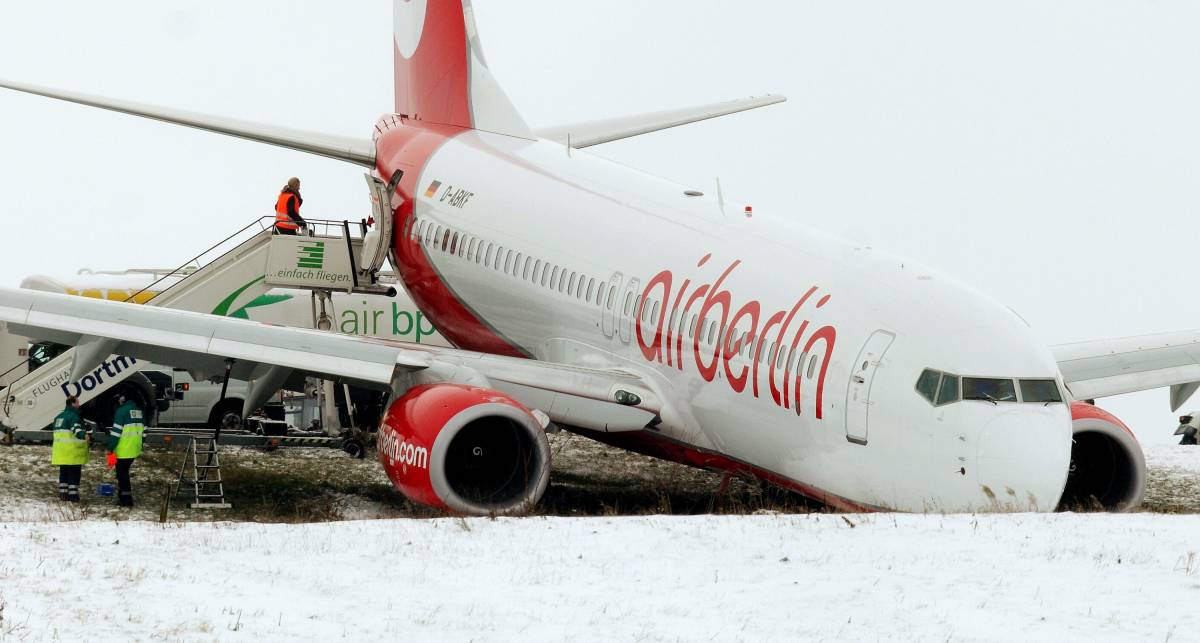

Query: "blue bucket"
left=96, top=483, right=115, bottom=497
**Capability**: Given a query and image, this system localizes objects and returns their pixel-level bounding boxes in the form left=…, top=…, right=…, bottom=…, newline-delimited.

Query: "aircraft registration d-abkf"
left=1, top=0, right=1194, bottom=515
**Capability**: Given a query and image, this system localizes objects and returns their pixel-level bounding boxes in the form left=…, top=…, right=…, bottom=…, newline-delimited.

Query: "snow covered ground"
left=0, top=442, right=1197, bottom=640
left=0, top=513, right=1198, bottom=641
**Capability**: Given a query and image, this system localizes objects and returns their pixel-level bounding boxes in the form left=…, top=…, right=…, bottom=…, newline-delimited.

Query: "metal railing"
left=120, top=216, right=374, bottom=306
left=1, top=215, right=382, bottom=419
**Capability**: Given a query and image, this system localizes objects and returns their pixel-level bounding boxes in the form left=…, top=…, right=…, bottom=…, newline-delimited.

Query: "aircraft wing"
left=0, top=79, right=376, bottom=167
left=1052, top=330, right=1200, bottom=411
left=537, top=95, right=786, bottom=148
left=0, top=288, right=660, bottom=433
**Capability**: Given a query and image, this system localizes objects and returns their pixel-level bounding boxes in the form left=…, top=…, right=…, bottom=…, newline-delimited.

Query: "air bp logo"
left=297, top=241, right=325, bottom=269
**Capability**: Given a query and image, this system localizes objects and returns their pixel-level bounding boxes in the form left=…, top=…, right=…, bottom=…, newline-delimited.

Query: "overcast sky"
left=1, top=1, right=1198, bottom=445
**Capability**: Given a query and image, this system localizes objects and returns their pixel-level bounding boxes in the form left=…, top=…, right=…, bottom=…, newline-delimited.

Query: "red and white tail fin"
left=394, top=0, right=532, bottom=139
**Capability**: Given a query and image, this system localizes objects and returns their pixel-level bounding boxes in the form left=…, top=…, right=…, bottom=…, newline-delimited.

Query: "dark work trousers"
left=116, top=458, right=135, bottom=507
left=58, top=465, right=82, bottom=501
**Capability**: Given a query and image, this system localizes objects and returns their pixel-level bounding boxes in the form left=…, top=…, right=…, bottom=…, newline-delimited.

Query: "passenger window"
left=551, top=266, right=560, bottom=289
left=596, top=283, right=606, bottom=306
left=936, top=375, right=960, bottom=405
left=651, top=301, right=660, bottom=323
left=915, top=369, right=939, bottom=403
left=807, top=354, right=818, bottom=378
left=606, top=286, right=616, bottom=309
left=569, top=272, right=577, bottom=294
left=494, top=247, right=505, bottom=271
left=504, top=251, right=513, bottom=274
left=1019, top=379, right=1062, bottom=403
left=962, top=377, right=1015, bottom=402
left=485, top=243, right=494, bottom=265
left=688, top=315, right=697, bottom=337
left=624, top=292, right=633, bottom=316
left=560, top=272, right=570, bottom=293
left=522, top=257, right=532, bottom=280
left=587, top=278, right=595, bottom=301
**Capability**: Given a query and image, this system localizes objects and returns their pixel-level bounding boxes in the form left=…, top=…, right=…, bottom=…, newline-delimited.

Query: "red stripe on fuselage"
left=572, top=427, right=878, bottom=513
left=376, top=122, right=525, bottom=358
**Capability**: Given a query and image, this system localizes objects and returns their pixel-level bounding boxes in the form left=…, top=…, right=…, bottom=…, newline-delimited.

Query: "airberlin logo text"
left=610, top=254, right=837, bottom=419
left=378, top=424, right=430, bottom=470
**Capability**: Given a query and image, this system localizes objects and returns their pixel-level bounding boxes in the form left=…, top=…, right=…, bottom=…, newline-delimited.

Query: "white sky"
left=1, top=1, right=1198, bottom=445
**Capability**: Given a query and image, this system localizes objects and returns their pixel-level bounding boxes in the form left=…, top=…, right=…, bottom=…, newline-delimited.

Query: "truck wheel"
left=209, top=400, right=243, bottom=432
left=343, top=439, right=365, bottom=459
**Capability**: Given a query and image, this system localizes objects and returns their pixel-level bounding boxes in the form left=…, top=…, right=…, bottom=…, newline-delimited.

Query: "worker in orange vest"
left=274, top=177, right=306, bottom=234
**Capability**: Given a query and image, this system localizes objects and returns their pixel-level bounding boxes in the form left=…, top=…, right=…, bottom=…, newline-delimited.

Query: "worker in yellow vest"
left=106, top=394, right=145, bottom=507
left=274, top=177, right=306, bottom=235
left=50, top=396, right=88, bottom=502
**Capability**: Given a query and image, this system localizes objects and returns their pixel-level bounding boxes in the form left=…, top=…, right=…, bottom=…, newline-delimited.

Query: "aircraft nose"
left=975, top=406, right=1072, bottom=511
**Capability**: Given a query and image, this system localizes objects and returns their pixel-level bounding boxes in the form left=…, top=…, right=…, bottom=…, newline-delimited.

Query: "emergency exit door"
left=844, top=330, right=895, bottom=445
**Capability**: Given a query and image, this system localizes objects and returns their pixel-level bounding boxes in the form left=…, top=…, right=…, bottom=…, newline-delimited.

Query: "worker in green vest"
left=50, top=395, right=88, bottom=502
left=107, top=394, right=145, bottom=507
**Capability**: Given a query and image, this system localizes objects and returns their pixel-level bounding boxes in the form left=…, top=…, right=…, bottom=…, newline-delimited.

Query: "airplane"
left=1, top=0, right=1193, bottom=515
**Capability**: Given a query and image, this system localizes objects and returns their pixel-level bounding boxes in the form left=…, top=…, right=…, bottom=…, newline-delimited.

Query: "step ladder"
left=175, top=437, right=232, bottom=509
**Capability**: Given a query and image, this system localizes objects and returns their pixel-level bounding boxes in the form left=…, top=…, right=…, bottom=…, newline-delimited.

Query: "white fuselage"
left=404, top=130, right=1073, bottom=512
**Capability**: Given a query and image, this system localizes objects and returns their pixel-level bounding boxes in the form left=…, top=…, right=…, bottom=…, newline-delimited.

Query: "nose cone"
left=976, top=406, right=1071, bottom=511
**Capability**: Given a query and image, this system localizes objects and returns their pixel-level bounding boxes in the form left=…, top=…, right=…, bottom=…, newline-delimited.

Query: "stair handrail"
left=1, top=215, right=373, bottom=419
left=120, top=216, right=279, bottom=305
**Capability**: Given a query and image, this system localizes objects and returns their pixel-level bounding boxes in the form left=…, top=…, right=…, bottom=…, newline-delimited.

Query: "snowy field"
left=1, top=514, right=1198, bottom=641
left=0, top=441, right=1197, bottom=641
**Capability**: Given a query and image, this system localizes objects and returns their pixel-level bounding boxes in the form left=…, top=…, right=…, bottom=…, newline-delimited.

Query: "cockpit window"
left=963, top=377, right=1017, bottom=402
left=915, top=369, right=940, bottom=403
left=1019, top=379, right=1062, bottom=403
left=936, top=374, right=959, bottom=406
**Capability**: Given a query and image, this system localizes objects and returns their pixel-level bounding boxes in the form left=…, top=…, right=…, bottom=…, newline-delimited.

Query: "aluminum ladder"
left=174, top=436, right=232, bottom=509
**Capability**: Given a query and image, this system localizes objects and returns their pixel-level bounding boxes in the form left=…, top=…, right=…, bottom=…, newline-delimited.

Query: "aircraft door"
left=360, top=172, right=399, bottom=280
left=844, top=330, right=896, bottom=445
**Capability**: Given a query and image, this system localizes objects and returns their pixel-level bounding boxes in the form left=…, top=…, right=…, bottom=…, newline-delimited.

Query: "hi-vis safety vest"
left=112, top=402, right=145, bottom=460
left=275, top=192, right=300, bottom=231
left=51, top=409, right=88, bottom=466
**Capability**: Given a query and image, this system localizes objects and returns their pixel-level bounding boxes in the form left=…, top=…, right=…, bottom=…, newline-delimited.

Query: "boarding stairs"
left=174, top=436, right=232, bottom=509
left=0, top=174, right=398, bottom=434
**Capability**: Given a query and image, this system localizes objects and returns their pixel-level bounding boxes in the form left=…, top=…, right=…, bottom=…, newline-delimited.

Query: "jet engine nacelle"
left=378, top=383, right=551, bottom=515
left=1060, top=401, right=1146, bottom=511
